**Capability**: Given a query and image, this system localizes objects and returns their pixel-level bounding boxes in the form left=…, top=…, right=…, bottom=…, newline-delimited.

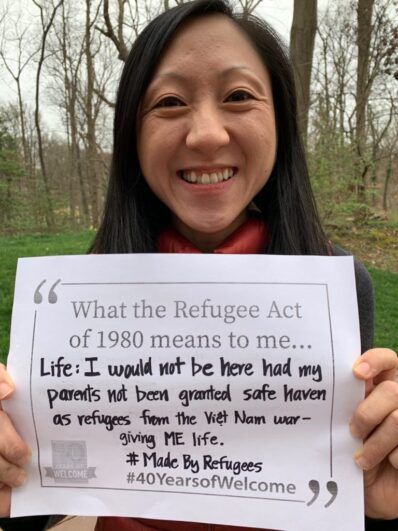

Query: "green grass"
left=0, top=232, right=397, bottom=362
left=0, top=231, right=94, bottom=361
left=368, top=267, right=398, bottom=353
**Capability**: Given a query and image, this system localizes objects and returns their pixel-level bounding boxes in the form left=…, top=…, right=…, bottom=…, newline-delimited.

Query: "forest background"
left=0, top=0, right=397, bottom=358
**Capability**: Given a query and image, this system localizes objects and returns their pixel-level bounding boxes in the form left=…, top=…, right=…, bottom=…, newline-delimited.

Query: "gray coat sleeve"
left=332, top=246, right=374, bottom=352
left=333, top=248, right=398, bottom=529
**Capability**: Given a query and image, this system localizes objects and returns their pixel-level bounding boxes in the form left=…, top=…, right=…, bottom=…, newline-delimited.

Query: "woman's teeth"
left=181, top=168, right=234, bottom=184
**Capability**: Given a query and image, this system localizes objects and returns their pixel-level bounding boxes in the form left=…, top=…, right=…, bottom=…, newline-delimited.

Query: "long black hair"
left=91, top=0, right=328, bottom=255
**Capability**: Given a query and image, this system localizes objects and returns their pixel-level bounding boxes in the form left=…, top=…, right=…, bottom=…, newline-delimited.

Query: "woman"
left=0, top=1, right=397, bottom=529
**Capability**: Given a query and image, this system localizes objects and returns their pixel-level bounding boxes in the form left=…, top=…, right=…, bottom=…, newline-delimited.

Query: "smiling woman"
left=90, top=0, right=328, bottom=257
left=0, top=1, right=397, bottom=530
left=137, top=15, right=277, bottom=251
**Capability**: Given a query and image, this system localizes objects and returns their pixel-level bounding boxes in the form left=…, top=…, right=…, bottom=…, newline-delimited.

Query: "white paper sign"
left=6, top=254, right=364, bottom=530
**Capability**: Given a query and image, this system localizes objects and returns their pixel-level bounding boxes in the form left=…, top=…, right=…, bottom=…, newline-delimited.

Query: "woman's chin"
left=172, top=211, right=247, bottom=248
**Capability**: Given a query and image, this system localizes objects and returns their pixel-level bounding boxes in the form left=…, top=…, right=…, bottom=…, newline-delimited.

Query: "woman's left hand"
left=350, top=348, right=398, bottom=519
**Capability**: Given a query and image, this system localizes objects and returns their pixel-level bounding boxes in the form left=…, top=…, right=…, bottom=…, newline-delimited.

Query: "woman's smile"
left=138, top=14, right=276, bottom=250
left=179, top=167, right=236, bottom=185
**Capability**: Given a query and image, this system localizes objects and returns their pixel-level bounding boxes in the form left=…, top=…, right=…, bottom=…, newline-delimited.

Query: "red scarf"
left=156, top=216, right=269, bottom=254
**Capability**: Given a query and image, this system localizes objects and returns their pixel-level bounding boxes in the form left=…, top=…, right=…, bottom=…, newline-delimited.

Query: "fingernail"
left=354, top=362, right=371, bottom=378
left=0, top=382, right=12, bottom=399
left=349, top=422, right=361, bottom=439
left=354, top=448, right=369, bottom=470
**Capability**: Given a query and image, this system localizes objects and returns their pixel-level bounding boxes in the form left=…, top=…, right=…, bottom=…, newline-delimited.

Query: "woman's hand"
left=0, top=363, right=31, bottom=517
left=350, top=348, right=398, bottom=519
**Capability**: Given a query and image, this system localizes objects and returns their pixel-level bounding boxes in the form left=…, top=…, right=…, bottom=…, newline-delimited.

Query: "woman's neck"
left=172, top=212, right=247, bottom=252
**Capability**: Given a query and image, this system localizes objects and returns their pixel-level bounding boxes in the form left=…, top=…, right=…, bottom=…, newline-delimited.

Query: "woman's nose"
left=185, top=107, right=230, bottom=154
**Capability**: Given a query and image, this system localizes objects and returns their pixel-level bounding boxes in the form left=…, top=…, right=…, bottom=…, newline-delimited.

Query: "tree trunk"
left=355, top=0, right=374, bottom=200
left=85, top=0, right=100, bottom=227
left=382, top=156, right=392, bottom=211
left=33, top=0, right=63, bottom=228
left=290, top=0, right=317, bottom=146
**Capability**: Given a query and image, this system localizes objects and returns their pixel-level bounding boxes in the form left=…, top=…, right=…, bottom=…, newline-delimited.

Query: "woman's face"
left=138, top=14, right=276, bottom=250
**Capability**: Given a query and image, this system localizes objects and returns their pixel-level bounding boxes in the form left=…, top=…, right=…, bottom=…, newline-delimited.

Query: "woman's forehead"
left=149, top=15, right=270, bottom=86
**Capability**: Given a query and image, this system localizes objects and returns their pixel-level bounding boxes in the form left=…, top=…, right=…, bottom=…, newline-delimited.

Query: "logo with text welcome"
left=45, top=441, right=96, bottom=484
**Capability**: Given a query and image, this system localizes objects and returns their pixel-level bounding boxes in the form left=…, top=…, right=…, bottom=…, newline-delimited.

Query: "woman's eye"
left=155, top=96, right=185, bottom=108
left=225, top=90, right=253, bottom=102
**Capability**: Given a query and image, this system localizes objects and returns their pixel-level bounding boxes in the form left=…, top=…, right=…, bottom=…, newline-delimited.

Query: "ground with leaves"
left=328, top=222, right=398, bottom=273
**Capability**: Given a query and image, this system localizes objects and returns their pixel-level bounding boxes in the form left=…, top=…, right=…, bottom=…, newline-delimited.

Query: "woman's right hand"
left=0, top=363, right=31, bottom=516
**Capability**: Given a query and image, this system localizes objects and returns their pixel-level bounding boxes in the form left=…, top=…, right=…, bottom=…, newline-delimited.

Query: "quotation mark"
left=307, top=479, right=338, bottom=507
left=34, top=279, right=61, bottom=304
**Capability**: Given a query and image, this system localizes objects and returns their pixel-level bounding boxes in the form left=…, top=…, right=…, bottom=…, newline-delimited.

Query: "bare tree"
left=96, top=0, right=129, bottom=61
left=0, top=23, right=37, bottom=171
left=290, top=0, right=317, bottom=145
left=368, top=90, right=395, bottom=200
left=236, top=0, right=263, bottom=17
left=32, top=0, right=63, bottom=228
left=81, top=0, right=106, bottom=227
left=355, top=0, right=374, bottom=198
left=96, top=0, right=171, bottom=64
left=309, top=0, right=398, bottom=223
left=381, top=126, right=397, bottom=211
left=49, top=0, right=89, bottom=226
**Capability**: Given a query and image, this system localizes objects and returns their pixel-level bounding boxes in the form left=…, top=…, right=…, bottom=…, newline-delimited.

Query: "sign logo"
left=45, top=440, right=96, bottom=484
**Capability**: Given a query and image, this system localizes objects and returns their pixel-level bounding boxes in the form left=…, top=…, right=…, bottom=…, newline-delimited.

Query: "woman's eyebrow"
left=154, top=65, right=261, bottom=81
left=220, top=65, right=255, bottom=76
left=148, top=65, right=267, bottom=93
left=221, top=65, right=267, bottom=92
left=155, top=71, right=187, bottom=82
left=145, top=72, right=187, bottom=97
